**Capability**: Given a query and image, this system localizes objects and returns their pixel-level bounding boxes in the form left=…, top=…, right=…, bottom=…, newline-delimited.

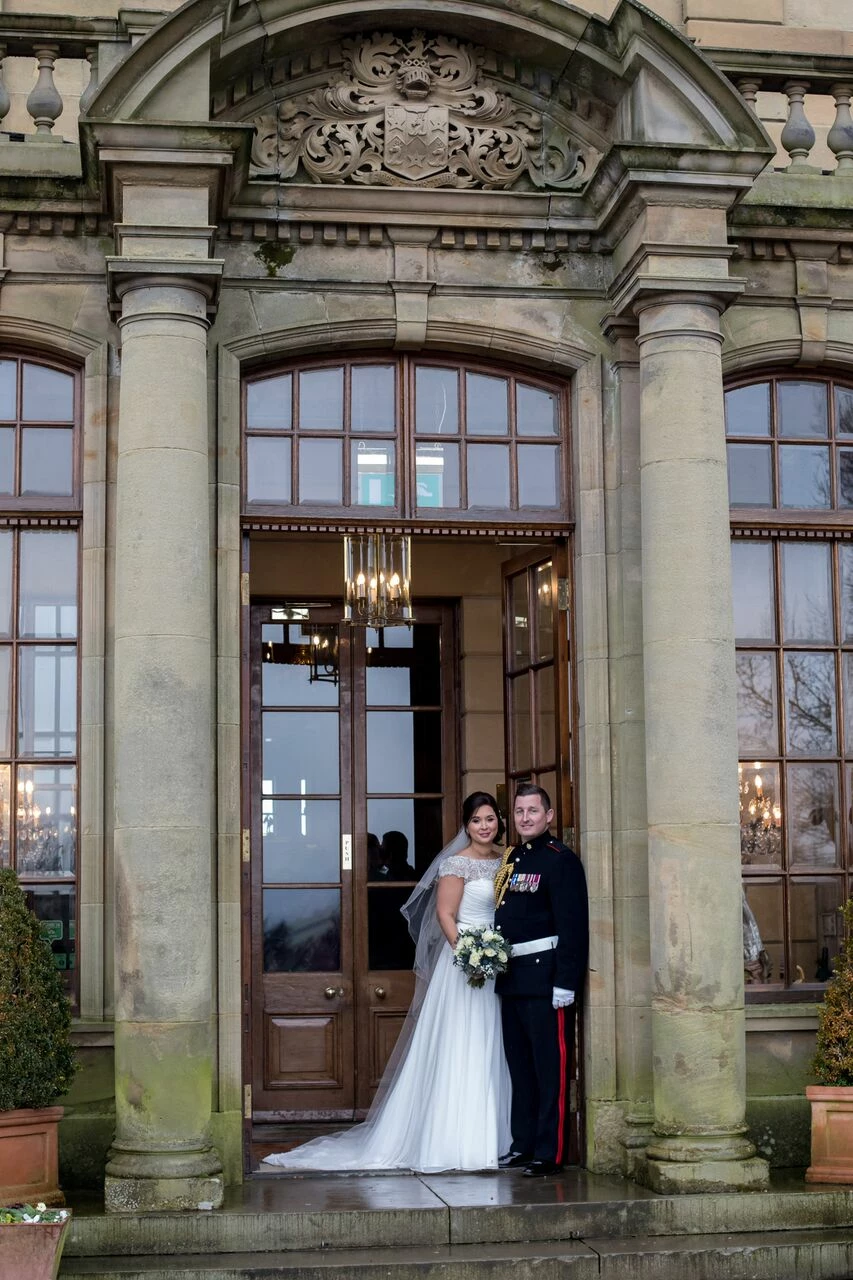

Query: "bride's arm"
left=436, top=874, right=465, bottom=947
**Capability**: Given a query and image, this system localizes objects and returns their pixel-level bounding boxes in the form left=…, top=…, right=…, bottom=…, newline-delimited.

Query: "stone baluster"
left=0, top=46, right=9, bottom=139
left=26, top=45, right=63, bottom=139
left=828, top=83, right=853, bottom=173
left=78, top=45, right=99, bottom=117
left=780, top=81, right=816, bottom=171
left=737, top=79, right=761, bottom=114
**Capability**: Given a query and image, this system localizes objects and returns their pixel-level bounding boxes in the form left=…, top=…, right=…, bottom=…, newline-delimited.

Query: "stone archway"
left=85, top=0, right=777, bottom=1212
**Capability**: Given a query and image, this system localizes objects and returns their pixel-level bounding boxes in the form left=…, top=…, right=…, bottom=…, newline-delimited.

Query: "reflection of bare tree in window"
left=839, top=452, right=853, bottom=507
left=786, top=653, right=836, bottom=754
left=736, top=653, right=777, bottom=753
left=837, top=388, right=853, bottom=436
left=782, top=546, right=832, bottom=641
left=841, top=546, right=853, bottom=641
left=789, top=763, right=838, bottom=867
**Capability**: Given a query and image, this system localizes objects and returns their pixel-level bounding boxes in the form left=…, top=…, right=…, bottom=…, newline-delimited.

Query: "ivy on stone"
left=812, top=897, right=853, bottom=1088
left=0, top=867, right=75, bottom=1111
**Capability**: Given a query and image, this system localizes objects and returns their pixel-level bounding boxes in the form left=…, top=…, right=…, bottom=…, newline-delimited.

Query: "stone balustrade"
left=718, top=56, right=853, bottom=173
left=0, top=15, right=154, bottom=146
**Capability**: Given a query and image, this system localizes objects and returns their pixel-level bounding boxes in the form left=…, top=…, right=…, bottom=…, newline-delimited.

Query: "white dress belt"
left=511, top=934, right=558, bottom=957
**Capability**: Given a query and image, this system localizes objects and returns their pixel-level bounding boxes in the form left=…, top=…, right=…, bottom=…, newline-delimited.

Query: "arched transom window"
left=727, top=376, right=853, bottom=511
left=726, top=374, right=853, bottom=995
left=243, top=356, right=568, bottom=522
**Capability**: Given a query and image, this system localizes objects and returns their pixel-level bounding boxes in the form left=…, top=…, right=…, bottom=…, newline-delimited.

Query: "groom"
left=495, top=783, right=589, bottom=1177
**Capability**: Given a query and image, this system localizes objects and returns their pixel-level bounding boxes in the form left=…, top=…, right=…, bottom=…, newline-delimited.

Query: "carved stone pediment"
left=248, top=31, right=594, bottom=191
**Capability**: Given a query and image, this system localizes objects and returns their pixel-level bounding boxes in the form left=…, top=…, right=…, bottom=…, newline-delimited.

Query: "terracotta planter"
left=806, top=1085, right=853, bottom=1183
left=0, top=1215, right=70, bottom=1280
left=0, top=1108, right=64, bottom=1207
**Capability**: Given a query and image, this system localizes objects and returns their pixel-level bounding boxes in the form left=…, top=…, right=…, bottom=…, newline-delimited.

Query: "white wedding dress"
left=262, top=854, right=512, bottom=1173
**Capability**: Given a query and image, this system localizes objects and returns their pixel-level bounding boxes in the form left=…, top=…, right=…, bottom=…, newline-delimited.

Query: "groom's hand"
left=552, top=987, right=574, bottom=1009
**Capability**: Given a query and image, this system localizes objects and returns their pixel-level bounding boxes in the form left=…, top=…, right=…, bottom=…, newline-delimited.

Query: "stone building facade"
left=4, top=0, right=853, bottom=1211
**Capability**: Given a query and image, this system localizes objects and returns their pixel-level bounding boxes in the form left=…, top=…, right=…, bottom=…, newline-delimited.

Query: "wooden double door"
left=248, top=601, right=458, bottom=1120
left=246, top=546, right=575, bottom=1133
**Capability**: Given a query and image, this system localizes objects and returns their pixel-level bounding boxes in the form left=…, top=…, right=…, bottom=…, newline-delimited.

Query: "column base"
left=104, top=1145, right=224, bottom=1213
left=636, top=1133, right=769, bottom=1194
left=637, top=1153, right=769, bottom=1194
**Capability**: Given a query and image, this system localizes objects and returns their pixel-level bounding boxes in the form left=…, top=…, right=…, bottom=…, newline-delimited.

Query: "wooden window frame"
left=728, top=371, right=853, bottom=1003
left=0, top=350, right=82, bottom=1008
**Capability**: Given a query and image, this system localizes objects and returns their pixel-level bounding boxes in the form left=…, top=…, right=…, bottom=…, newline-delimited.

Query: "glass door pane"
left=357, top=604, right=457, bottom=1107
left=502, top=546, right=572, bottom=842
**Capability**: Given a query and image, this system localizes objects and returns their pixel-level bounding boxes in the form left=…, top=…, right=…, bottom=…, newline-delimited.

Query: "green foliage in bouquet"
left=812, top=897, right=853, bottom=1087
left=0, top=867, right=75, bottom=1111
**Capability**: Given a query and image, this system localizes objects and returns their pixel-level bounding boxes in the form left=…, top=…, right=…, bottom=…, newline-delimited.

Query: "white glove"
left=552, top=987, right=574, bottom=1009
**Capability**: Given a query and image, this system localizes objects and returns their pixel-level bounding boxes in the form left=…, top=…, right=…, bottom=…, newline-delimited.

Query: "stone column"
left=635, top=293, right=768, bottom=1193
left=104, top=271, right=223, bottom=1212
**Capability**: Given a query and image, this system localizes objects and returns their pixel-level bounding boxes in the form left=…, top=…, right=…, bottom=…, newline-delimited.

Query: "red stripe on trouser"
left=556, top=1006, right=567, bottom=1165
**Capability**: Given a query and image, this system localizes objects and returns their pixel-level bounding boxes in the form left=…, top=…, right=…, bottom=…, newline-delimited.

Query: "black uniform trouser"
left=501, top=995, right=575, bottom=1164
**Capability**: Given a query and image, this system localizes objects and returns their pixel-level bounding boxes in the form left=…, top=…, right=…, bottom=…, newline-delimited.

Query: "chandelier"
left=738, top=762, right=782, bottom=864
left=343, top=533, right=414, bottom=628
left=15, top=776, right=74, bottom=876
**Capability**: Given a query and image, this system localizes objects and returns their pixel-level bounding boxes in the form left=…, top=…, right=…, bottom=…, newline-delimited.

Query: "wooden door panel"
left=362, top=969, right=415, bottom=1087
left=265, top=1013, right=344, bottom=1090
left=370, top=1011, right=407, bottom=1085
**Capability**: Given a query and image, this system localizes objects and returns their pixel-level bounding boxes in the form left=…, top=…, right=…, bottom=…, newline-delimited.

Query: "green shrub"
left=0, top=867, right=75, bottom=1111
left=812, top=898, right=853, bottom=1087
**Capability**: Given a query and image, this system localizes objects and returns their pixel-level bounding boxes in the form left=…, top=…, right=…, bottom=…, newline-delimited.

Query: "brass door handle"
left=325, top=986, right=344, bottom=999
left=374, top=986, right=386, bottom=999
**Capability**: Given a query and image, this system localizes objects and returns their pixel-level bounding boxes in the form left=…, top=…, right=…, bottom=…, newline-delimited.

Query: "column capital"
left=608, top=275, right=744, bottom=325
left=105, top=256, right=224, bottom=317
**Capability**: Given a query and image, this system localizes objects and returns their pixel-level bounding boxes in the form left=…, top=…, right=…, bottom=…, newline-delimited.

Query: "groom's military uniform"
left=495, top=831, right=588, bottom=1167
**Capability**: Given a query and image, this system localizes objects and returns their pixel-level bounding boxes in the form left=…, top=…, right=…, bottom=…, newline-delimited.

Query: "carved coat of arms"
left=384, top=103, right=448, bottom=180
left=251, top=31, right=587, bottom=190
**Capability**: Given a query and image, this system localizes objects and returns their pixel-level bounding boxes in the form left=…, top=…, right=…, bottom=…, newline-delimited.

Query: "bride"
left=262, top=791, right=512, bottom=1173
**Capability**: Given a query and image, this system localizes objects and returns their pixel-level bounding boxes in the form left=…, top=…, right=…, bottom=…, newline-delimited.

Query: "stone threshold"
left=63, top=1170, right=853, bottom=1259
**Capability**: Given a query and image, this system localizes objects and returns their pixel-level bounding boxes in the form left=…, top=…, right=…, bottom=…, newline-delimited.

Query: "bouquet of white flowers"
left=452, top=924, right=510, bottom=989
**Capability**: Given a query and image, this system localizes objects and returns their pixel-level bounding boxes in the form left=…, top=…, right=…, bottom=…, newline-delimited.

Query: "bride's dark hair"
left=462, top=791, right=505, bottom=843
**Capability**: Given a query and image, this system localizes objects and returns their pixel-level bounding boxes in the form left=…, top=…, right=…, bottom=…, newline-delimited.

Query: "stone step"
left=64, top=1173, right=853, bottom=1259
left=57, top=1229, right=853, bottom=1280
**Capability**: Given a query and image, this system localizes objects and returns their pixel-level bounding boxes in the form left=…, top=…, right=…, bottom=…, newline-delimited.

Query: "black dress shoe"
left=522, top=1159, right=562, bottom=1178
left=498, top=1150, right=531, bottom=1169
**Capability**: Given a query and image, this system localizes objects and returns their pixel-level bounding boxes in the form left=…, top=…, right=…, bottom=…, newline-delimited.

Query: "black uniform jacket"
left=495, top=832, right=588, bottom=1000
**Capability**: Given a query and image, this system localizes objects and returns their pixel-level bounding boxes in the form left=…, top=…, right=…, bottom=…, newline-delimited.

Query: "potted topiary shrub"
left=807, top=896, right=853, bottom=1183
left=0, top=1204, right=71, bottom=1280
left=0, top=867, right=76, bottom=1209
